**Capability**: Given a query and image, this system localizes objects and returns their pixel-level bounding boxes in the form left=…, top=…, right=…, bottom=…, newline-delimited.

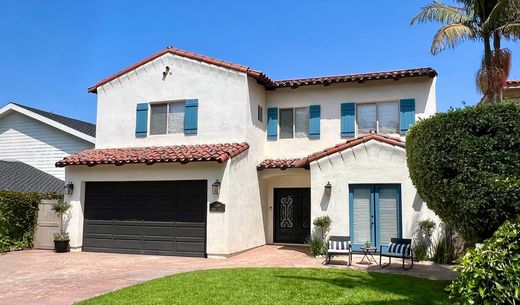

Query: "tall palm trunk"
left=483, top=34, right=494, bottom=103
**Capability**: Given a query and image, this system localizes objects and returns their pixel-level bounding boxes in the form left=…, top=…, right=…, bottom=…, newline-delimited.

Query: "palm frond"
left=497, top=23, right=520, bottom=39
left=430, top=23, right=477, bottom=54
left=483, top=0, right=520, bottom=32
left=411, top=1, right=470, bottom=25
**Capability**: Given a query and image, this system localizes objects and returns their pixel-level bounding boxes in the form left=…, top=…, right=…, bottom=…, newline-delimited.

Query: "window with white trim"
left=279, top=107, right=309, bottom=139
left=357, top=102, right=399, bottom=135
left=150, top=101, right=184, bottom=135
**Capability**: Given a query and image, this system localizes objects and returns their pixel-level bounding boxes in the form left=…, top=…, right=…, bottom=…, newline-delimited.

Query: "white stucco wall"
left=258, top=169, right=311, bottom=244
left=265, top=77, right=437, bottom=158
left=309, top=139, right=440, bottom=241
left=0, top=112, right=93, bottom=180
left=64, top=161, right=233, bottom=256
left=95, top=53, right=250, bottom=149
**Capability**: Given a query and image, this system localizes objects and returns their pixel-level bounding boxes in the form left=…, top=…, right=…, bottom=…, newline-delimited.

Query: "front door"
left=349, top=184, right=401, bottom=251
left=274, top=188, right=311, bottom=244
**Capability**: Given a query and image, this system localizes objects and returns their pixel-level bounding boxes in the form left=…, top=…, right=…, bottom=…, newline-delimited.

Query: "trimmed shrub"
left=0, top=190, right=62, bottom=252
left=407, top=102, right=520, bottom=243
left=448, top=217, right=520, bottom=304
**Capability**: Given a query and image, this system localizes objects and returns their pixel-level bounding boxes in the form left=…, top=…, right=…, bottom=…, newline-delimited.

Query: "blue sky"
left=1, top=1, right=519, bottom=123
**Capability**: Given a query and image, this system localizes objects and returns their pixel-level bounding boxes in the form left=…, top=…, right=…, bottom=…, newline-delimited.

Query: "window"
left=279, top=107, right=309, bottom=139
left=258, top=105, right=263, bottom=122
left=150, top=102, right=184, bottom=135
left=357, top=102, right=398, bottom=135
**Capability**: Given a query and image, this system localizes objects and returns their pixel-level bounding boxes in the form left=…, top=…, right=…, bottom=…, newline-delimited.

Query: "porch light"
left=64, top=182, right=74, bottom=195
left=324, top=182, right=332, bottom=196
left=212, top=180, right=221, bottom=195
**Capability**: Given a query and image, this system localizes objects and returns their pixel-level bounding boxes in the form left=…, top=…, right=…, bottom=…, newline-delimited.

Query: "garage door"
left=83, top=181, right=207, bottom=257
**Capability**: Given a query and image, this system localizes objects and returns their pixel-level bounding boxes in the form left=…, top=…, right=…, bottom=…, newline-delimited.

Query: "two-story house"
left=57, top=46, right=440, bottom=258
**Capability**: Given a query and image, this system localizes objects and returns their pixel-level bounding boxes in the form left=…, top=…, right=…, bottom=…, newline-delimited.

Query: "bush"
left=407, top=102, right=520, bottom=243
left=413, top=219, right=436, bottom=261
left=448, top=217, right=520, bottom=304
left=431, top=236, right=455, bottom=264
left=0, top=190, right=62, bottom=252
left=307, top=233, right=327, bottom=257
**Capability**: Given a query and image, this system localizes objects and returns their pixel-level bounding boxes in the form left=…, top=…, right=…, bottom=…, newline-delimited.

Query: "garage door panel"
left=83, top=237, right=112, bottom=249
left=176, top=225, right=205, bottom=238
left=176, top=241, right=205, bottom=253
left=83, top=181, right=207, bottom=257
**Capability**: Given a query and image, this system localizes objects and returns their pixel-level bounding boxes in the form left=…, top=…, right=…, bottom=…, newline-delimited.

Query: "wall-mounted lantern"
left=212, top=180, right=221, bottom=195
left=64, top=182, right=74, bottom=195
left=324, top=181, right=332, bottom=196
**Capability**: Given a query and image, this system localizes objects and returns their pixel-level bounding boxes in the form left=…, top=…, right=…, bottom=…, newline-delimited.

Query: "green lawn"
left=78, top=268, right=449, bottom=305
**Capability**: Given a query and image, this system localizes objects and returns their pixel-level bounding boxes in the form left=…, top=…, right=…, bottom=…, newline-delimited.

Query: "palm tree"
left=411, top=0, right=520, bottom=103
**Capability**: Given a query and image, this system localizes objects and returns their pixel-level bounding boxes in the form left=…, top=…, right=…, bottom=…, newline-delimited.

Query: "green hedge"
left=0, top=190, right=62, bottom=252
left=407, top=102, right=520, bottom=243
left=448, top=217, right=520, bottom=304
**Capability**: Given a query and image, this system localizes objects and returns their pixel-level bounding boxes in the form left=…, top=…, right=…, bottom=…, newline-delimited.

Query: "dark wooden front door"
left=274, top=188, right=311, bottom=244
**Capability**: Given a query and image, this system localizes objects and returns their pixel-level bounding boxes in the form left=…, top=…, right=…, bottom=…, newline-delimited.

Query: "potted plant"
left=52, top=202, right=71, bottom=253
left=365, top=240, right=372, bottom=248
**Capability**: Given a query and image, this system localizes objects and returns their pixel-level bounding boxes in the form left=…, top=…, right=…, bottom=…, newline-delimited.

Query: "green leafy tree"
left=448, top=217, right=520, bottom=304
left=411, top=0, right=520, bottom=103
left=406, top=103, right=520, bottom=243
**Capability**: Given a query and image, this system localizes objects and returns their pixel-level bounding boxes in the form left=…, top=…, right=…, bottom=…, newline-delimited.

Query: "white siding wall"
left=0, top=112, right=94, bottom=180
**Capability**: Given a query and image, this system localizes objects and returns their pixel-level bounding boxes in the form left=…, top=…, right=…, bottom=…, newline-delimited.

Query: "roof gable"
left=0, top=103, right=96, bottom=143
left=257, top=134, right=405, bottom=170
left=88, top=46, right=437, bottom=93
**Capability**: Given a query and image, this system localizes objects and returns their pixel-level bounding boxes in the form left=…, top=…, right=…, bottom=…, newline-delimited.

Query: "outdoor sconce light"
left=324, top=181, right=332, bottom=196
left=212, top=180, right=221, bottom=195
left=64, top=182, right=74, bottom=195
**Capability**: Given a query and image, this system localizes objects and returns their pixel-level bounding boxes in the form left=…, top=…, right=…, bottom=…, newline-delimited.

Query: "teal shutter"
left=400, top=99, right=415, bottom=135
left=184, top=99, right=198, bottom=134
left=267, top=107, right=278, bottom=140
left=341, top=102, right=355, bottom=137
left=135, top=103, right=148, bottom=137
left=309, top=105, right=320, bottom=138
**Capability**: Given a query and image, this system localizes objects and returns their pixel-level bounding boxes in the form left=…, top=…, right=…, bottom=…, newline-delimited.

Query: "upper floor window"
left=279, top=107, right=309, bottom=139
left=357, top=102, right=399, bottom=135
left=150, top=101, right=184, bottom=135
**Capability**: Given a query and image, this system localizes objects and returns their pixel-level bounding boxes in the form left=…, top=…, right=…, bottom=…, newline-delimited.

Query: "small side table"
left=360, top=246, right=378, bottom=265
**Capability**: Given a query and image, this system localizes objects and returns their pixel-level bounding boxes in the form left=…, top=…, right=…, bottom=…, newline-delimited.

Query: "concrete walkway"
left=0, top=245, right=457, bottom=305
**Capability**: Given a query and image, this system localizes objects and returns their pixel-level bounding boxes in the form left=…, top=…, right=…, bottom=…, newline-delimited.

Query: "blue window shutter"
left=267, top=107, right=278, bottom=140
left=135, top=103, right=148, bottom=137
left=400, top=99, right=415, bottom=135
left=309, top=105, right=320, bottom=138
left=184, top=99, right=198, bottom=134
left=341, top=102, right=355, bottom=137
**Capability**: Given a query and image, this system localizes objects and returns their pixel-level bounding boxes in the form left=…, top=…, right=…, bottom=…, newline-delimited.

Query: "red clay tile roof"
left=88, top=47, right=272, bottom=93
left=88, top=46, right=437, bottom=93
left=257, top=134, right=405, bottom=170
left=256, top=158, right=303, bottom=170
left=56, top=143, right=249, bottom=167
left=272, top=68, right=437, bottom=89
left=506, top=80, right=520, bottom=86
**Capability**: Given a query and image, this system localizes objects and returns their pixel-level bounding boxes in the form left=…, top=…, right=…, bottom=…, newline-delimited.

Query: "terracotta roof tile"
left=88, top=46, right=437, bottom=93
left=506, top=80, right=520, bottom=86
left=256, top=158, right=303, bottom=170
left=56, top=143, right=249, bottom=167
left=257, top=134, right=405, bottom=170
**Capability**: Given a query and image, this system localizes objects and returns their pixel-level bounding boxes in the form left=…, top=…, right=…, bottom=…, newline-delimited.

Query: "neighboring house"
left=504, top=80, right=520, bottom=101
left=0, top=103, right=95, bottom=192
left=58, top=46, right=440, bottom=258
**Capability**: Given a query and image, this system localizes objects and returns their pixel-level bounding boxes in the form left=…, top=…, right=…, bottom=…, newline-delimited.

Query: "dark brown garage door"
left=83, top=181, right=207, bottom=257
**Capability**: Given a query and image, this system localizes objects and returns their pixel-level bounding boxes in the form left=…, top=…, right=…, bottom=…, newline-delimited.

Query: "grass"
left=78, top=268, right=449, bottom=305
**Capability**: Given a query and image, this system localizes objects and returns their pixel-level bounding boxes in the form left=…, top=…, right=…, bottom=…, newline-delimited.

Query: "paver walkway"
left=0, top=245, right=457, bottom=305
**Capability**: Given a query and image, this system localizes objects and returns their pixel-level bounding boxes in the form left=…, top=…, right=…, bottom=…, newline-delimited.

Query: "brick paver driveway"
left=0, top=245, right=456, bottom=305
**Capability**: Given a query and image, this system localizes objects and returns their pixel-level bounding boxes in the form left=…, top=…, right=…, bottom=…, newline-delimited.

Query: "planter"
left=54, top=239, right=70, bottom=253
